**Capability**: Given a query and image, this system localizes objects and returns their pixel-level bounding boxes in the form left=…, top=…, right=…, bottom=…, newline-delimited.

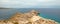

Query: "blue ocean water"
left=0, top=8, right=60, bottom=23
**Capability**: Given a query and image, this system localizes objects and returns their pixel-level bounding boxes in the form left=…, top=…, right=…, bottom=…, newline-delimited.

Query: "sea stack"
left=0, top=10, right=59, bottom=24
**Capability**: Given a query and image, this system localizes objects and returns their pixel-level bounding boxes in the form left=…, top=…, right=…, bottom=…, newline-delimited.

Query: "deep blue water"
left=0, top=8, right=60, bottom=23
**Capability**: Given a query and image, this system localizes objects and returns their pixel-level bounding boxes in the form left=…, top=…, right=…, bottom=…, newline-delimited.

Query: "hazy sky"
left=0, top=0, right=60, bottom=8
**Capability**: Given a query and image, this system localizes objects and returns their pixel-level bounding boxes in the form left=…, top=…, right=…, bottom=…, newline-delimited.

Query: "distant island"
left=0, top=10, right=59, bottom=24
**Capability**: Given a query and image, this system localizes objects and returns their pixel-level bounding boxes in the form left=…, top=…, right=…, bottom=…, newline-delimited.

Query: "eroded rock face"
left=0, top=10, right=59, bottom=24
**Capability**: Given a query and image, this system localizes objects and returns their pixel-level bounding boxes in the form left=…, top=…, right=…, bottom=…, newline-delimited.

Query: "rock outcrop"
left=0, top=10, right=59, bottom=24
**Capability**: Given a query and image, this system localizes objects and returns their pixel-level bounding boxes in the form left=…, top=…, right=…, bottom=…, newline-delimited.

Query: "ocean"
left=0, top=8, right=60, bottom=23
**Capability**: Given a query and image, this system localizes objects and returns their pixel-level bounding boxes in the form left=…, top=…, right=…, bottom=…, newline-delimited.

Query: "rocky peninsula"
left=0, top=10, right=59, bottom=24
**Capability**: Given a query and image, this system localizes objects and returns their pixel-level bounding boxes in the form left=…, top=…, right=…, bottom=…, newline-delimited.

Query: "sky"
left=0, top=0, right=60, bottom=8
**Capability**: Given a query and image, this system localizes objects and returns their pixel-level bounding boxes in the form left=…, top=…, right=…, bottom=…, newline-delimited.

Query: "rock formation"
left=0, top=10, right=59, bottom=24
